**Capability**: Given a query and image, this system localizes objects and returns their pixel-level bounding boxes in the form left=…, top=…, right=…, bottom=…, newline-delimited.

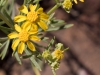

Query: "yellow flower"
left=52, top=49, right=64, bottom=60
left=8, top=23, right=40, bottom=54
left=74, top=0, right=84, bottom=4
left=62, top=0, right=73, bottom=10
left=14, top=4, right=49, bottom=31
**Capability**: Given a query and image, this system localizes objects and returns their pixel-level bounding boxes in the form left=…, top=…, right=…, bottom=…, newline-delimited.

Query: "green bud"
left=42, top=50, right=51, bottom=59
left=51, top=62, right=60, bottom=70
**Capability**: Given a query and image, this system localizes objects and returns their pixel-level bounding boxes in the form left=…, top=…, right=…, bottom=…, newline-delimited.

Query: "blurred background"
left=0, top=0, right=100, bottom=75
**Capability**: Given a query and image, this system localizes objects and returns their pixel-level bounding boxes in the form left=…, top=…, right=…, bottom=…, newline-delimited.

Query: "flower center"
left=19, top=30, right=29, bottom=42
left=27, top=11, right=38, bottom=22
left=54, top=50, right=64, bottom=60
left=63, top=0, right=73, bottom=9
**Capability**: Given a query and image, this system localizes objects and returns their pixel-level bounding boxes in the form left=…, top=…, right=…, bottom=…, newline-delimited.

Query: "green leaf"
left=14, top=52, right=22, bottom=65
left=47, top=24, right=73, bottom=31
left=0, top=21, right=5, bottom=25
left=46, top=37, right=55, bottom=50
left=25, top=49, right=41, bottom=71
left=21, top=54, right=33, bottom=59
left=0, top=37, right=8, bottom=43
left=0, top=39, right=10, bottom=60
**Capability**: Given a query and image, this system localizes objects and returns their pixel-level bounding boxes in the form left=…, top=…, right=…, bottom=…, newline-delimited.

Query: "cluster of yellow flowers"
left=8, top=4, right=49, bottom=54
left=1, top=0, right=85, bottom=74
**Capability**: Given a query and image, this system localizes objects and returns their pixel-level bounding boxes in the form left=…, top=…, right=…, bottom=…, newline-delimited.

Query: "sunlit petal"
left=29, top=4, right=37, bottom=12
left=12, top=39, right=20, bottom=51
left=40, top=13, right=49, bottom=21
left=74, top=0, right=78, bottom=4
left=21, top=21, right=31, bottom=31
left=37, top=7, right=43, bottom=14
left=18, top=42, right=25, bottom=54
left=27, top=41, right=36, bottom=51
left=19, top=5, right=28, bottom=14
left=14, top=24, right=22, bottom=32
left=37, top=20, right=48, bottom=31
left=30, top=35, right=40, bottom=41
left=8, top=32, right=18, bottom=39
left=14, top=15, right=26, bottom=22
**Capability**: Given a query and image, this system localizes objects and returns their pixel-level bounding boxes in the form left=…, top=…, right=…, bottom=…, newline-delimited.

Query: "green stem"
left=54, top=0, right=59, bottom=3
left=0, top=12, right=14, bottom=29
left=23, top=0, right=27, bottom=5
left=47, top=3, right=61, bottom=15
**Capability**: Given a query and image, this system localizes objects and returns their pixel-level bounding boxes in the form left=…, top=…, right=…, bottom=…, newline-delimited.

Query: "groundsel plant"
left=0, top=0, right=84, bottom=75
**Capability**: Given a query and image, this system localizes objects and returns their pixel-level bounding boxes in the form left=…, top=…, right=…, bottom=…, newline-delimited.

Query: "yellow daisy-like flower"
left=52, top=49, right=64, bottom=60
left=8, top=23, right=40, bottom=54
left=14, top=4, right=49, bottom=31
left=74, top=0, right=84, bottom=4
left=62, top=0, right=73, bottom=10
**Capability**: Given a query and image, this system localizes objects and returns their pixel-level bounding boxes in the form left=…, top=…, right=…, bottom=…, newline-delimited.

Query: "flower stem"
left=47, top=3, right=61, bottom=15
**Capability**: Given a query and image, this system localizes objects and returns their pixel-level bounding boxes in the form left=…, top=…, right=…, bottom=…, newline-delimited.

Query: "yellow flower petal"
left=19, top=5, right=28, bottom=14
left=40, top=13, right=49, bottom=21
left=12, top=39, right=20, bottom=51
left=27, top=41, right=36, bottom=51
left=80, top=0, right=84, bottom=2
left=28, top=24, right=38, bottom=34
left=8, top=32, right=18, bottom=39
left=14, top=15, right=26, bottom=22
left=18, top=42, right=25, bottom=54
left=74, top=0, right=78, bottom=4
left=30, top=35, right=40, bottom=41
left=29, top=4, right=37, bottom=12
left=21, top=21, right=31, bottom=31
left=14, top=24, right=22, bottom=32
left=37, top=20, right=48, bottom=31
left=37, top=7, right=43, bottom=14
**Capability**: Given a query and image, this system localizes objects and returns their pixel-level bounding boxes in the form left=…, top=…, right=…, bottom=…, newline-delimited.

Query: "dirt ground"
left=0, top=0, right=100, bottom=75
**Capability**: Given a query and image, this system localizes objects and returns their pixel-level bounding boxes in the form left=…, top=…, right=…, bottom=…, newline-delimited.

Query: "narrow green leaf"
left=0, top=39, right=10, bottom=60
left=64, top=24, right=74, bottom=28
left=14, top=52, right=22, bottom=65
left=0, top=21, right=5, bottom=25
left=46, top=37, right=55, bottom=50
left=25, top=49, right=41, bottom=71
left=21, top=54, right=33, bottom=59
left=0, top=37, right=8, bottom=43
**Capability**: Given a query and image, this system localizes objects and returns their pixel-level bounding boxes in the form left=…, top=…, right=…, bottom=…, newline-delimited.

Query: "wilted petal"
left=14, top=24, right=22, bottom=32
left=19, top=5, right=28, bottom=14
left=37, top=20, right=48, bottom=31
left=18, top=42, right=25, bottom=54
left=8, top=32, right=18, bottom=39
left=30, top=35, right=40, bottom=41
left=12, top=39, right=20, bottom=51
left=29, top=4, right=37, bottom=12
left=27, top=41, right=36, bottom=51
left=14, top=15, right=26, bottom=22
